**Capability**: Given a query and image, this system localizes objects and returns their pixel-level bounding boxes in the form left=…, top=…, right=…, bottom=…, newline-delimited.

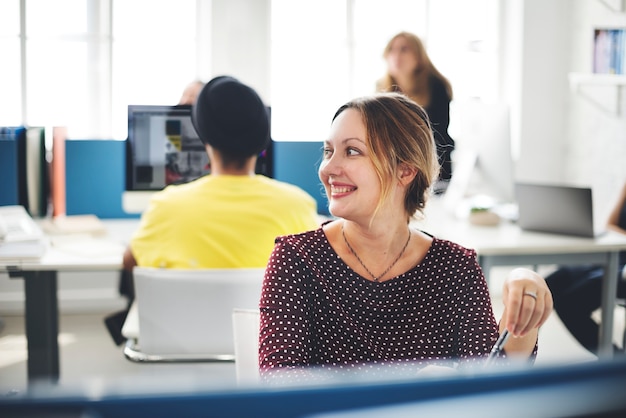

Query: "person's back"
left=128, top=76, right=319, bottom=269
left=131, top=173, right=318, bottom=268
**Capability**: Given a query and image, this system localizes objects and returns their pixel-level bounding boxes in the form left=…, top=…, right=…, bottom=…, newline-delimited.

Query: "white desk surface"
left=0, top=219, right=137, bottom=272
left=4, top=213, right=626, bottom=271
left=412, top=200, right=626, bottom=256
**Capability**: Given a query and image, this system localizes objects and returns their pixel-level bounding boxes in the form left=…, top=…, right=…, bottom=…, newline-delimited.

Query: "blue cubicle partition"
left=65, top=140, right=137, bottom=219
left=64, top=139, right=329, bottom=218
left=273, top=141, right=329, bottom=215
left=1, top=359, right=626, bottom=418
left=0, top=132, right=20, bottom=206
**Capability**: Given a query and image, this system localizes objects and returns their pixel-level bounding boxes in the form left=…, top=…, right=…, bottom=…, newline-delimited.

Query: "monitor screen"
left=126, top=105, right=208, bottom=191
left=126, top=104, right=273, bottom=189
left=124, top=104, right=273, bottom=213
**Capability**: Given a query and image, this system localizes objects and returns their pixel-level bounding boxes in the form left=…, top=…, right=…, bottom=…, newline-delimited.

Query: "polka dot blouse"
left=259, top=226, right=532, bottom=380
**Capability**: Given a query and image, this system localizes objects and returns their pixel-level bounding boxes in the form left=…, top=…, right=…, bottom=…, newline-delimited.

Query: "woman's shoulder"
left=271, top=225, right=333, bottom=271
left=430, top=236, right=478, bottom=260
left=274, top=224, right=326, bottom=246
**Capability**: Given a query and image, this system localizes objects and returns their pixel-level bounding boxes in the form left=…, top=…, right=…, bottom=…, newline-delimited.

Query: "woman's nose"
left=319, top=153, right=340, bottom=178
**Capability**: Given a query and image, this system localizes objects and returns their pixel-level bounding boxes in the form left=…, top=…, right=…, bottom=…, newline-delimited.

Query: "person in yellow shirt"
left=106, top=76, right=319, bottom=344
left=127, top=75, right=319, bottom=268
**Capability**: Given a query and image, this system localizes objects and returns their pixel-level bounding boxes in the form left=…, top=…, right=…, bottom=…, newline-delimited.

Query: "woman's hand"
left=501, top=267, right=553, bottom=338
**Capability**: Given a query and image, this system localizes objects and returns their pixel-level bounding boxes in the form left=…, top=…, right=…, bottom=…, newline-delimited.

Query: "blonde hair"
left=331, top=92, right=440, bottom=222
left=377, top=32, right=452, bottom=105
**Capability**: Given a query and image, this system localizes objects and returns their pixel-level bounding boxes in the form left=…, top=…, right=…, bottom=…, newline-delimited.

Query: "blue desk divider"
left=273, top=141, right=329, bottom=215
left=65, top=140, right=138, bottom=219
left=63, top=140, right=328, bottom=218
left=0, top=130, right=20, bottom=206
left=1, top=359, right=626, bottom=418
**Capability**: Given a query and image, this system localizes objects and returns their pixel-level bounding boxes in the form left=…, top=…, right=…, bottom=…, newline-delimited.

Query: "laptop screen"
left=515, top=183, right=599, bottom=237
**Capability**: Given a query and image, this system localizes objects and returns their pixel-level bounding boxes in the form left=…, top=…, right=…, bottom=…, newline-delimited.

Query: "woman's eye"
left=322, top=147, right=333, bottom=158
left=347, top=147, right=360, bottom=156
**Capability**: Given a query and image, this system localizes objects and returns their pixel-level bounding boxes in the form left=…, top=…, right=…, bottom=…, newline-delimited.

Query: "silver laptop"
left=515, top=183, right=603, bottom=238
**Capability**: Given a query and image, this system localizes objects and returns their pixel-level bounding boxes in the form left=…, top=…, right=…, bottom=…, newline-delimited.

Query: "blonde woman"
left=259, top=93, right=552, bottom=381
left=377, top=32, right=455, bottom=185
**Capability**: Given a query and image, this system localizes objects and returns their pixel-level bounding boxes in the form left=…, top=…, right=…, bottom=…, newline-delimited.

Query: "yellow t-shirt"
left=130, top=175, right=319, bottom=269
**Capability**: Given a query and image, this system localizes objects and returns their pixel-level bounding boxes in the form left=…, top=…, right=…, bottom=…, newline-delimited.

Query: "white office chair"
left=121, top=267, right=264, bottom=363
left=232, top=308, right=261, bottom=384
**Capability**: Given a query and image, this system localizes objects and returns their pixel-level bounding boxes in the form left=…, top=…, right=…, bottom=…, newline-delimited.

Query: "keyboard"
left=0, top=205, right=45, bottom=243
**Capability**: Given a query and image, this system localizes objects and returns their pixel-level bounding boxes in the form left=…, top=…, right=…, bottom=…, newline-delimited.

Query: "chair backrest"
left=232, top=308, right=261, bottom=384
left=133, top=267, right=264, bottom=356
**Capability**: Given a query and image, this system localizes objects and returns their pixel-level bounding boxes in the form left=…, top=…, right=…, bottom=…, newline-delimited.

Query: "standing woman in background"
left=377, top=31, right=455, bottom=187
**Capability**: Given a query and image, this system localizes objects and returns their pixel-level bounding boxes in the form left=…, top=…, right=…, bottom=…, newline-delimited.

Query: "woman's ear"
left=398, top=164, right=418, bottom=186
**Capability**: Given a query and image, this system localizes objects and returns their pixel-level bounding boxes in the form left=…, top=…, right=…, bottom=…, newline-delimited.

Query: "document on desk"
left=41, top=214, right=107, bottom=236
left=0, top=205, right=47, bottom=262
left=50, top=235, right=126, bottom=258
left=0, top=240, right=47, bottom=262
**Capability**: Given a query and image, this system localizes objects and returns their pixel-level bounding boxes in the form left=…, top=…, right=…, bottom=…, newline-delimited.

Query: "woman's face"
left=319, top=109, right=380, bottom=221
left=386, top=36, right=419, bottom=78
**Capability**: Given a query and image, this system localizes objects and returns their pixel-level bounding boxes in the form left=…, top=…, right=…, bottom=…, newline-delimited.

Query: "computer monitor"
left=470, top=103, right=514, bottom=203
left=443, top=101, right=514, bottom=216
left=123, top=105, right=273, bottom=214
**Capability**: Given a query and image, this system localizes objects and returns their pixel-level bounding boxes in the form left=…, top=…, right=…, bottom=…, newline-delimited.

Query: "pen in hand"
left=485, top=329, right=510, bottom=367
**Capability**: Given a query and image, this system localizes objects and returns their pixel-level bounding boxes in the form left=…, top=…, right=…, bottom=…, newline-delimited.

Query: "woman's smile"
left=329, top=182, right=357, bottom=197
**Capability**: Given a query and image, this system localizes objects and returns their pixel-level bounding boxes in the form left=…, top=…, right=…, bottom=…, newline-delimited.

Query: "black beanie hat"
left=192, top=76, right=270, bottom=157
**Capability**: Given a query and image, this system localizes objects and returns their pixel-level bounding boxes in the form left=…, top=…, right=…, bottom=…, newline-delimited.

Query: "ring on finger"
left=523, top=291, right=538, bottom=300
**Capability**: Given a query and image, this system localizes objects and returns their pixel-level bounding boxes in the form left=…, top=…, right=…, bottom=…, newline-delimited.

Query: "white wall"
left=567, top=0, right=626, bottom=214
left=510, top=0, right=625, bottom=221
left=513, top=0, right=571, bottom=184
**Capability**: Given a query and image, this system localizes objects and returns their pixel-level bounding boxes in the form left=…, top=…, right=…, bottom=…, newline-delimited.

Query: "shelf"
left=599, top=0, right=626, bottom=13
left=569, top=73, right=626, bottom=114
left=569, top=73, right=626, bottom=86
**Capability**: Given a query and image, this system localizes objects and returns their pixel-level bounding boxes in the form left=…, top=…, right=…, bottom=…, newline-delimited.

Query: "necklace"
left=341, top=223, right=411, bottom=282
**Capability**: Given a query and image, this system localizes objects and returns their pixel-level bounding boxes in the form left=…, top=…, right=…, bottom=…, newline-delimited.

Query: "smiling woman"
left=258, top=92, right=553, bottom=383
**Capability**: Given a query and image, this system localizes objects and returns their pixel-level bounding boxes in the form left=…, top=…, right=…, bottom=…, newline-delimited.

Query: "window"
left=0, top=0, right=21, bottom=126
left=270, top=0, right=502, bottom=141
left=25, top=0, right=102, bottom=137
left=111, top=0, right=197, bottom=139
left=2, top=0, right=501, bottom=142
left=1, top=0, right=197, bottom=140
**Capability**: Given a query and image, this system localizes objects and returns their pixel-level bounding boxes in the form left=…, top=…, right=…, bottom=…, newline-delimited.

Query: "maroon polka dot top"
left=259, top=226, right=521, bottom=380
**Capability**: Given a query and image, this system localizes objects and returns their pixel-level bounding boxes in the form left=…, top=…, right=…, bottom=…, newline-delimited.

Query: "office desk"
left=1, top=215, right=329, bottom=384
left=0, top=219, right=137, bottom=384
left=4, top=213, right=626, bottom=384
left=414, top=201, right=626, bottom=359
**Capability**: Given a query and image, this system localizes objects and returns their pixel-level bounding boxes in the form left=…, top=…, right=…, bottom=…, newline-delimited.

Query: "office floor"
left=0, top=269, right=622, bottom=396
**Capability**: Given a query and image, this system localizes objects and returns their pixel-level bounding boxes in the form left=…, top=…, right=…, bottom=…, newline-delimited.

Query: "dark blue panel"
left=65, top=140, right=138, bottom=219
left=1, top=359, right=626, bottom=418
left=273, top=141, right=329, bottom=215
left=0, top=128, right=20, bottom=206
left=0, top=136, right=19, bottom=206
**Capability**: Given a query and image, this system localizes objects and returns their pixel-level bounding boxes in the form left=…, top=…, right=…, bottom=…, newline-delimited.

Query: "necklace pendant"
left=341, top=223, right=411, bottom=284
